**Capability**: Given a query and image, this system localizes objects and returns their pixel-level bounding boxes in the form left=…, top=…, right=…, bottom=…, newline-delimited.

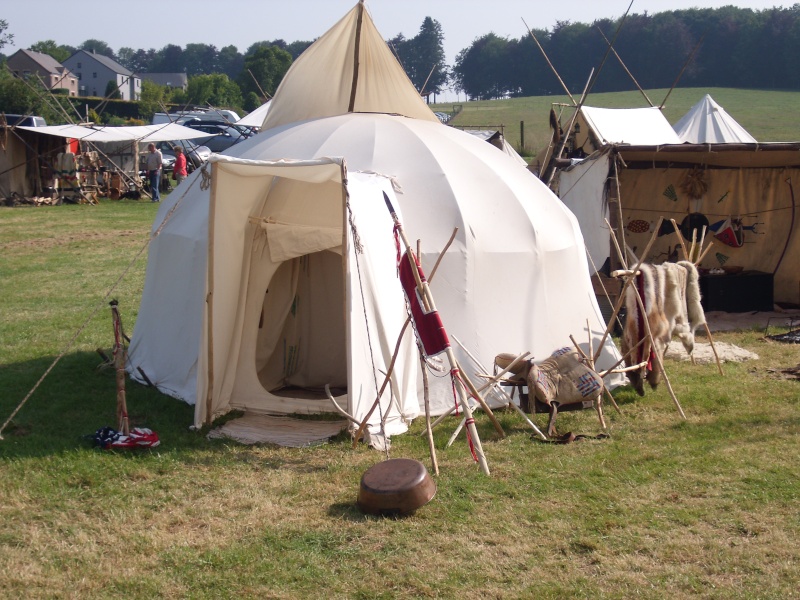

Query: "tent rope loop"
left=199, top=164, right=211, bottom=190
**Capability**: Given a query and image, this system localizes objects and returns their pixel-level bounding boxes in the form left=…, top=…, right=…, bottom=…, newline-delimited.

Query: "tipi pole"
left=110, top=300, right=129, bottom=436
left=384, top=192, right=489, bottom=475
left=671, top=222, right=724, bottom=376
left=421, top=352, right=439, bottom=475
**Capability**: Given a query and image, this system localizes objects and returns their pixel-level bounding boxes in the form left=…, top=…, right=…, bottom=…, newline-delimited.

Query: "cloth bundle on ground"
left=528, top=347, right=604, bottom=408
left=621, top=261, right=705, bottom=395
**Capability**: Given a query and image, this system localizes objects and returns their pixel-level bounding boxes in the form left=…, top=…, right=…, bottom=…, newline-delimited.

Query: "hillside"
left=432, top=88, right=800, bottom=156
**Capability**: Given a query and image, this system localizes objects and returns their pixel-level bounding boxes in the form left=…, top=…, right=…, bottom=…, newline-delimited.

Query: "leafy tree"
left=104, top=79, right=122, bottom=100
left=0, top=68, right=65, bottom=123
left=453, top=33, right=514, bottom=100
left=243, top=91, right=262, bottom=112
left=186, top=73, right=243, bottom=109
left=237, top=45, right=292, bottom=98
left=184, top=43, right=218, bottom=76
left=152, top=44, right=184, bottom=73
left=285, top=40, right=313, bottom=60
left=389, top=18, right=448, bottom=98
left=29, top=40, right=72, bottom=63
left=118, top=47, right=156, bottom=73
left=138, top=79, right=167, bottom=119
left=0, top=19, right=14, bottom=50
left=79, top=39, right=116, bottom=60
left=216, top=45, right=244, bottom=80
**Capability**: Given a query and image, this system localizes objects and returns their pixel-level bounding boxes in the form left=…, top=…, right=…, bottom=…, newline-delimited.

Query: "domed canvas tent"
left=128, top=1, right=623, bottom=437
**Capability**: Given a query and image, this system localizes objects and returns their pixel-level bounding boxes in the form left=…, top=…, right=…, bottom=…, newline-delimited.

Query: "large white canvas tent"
left=673, top=94, right=757, bottom=144
left=128, top=2, right=623, bottom=435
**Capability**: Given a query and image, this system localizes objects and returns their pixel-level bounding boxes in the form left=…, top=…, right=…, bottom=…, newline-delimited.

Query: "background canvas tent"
left=1, top=122, right=209, bottom=198
left=128, top=1, right=624, bottom=434
left=549, top=102, right=800, bottom=306
left=673, top=94, right=757, bottom=144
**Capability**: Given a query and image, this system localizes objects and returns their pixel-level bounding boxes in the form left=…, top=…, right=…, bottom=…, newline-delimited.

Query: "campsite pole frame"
left=383, top=193, right=490, bottom=475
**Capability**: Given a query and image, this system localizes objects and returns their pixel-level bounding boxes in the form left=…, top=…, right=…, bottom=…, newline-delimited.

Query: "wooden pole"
left=385, top=193, right=489, bottom=474
left=421, top=353, right=439, bottom=475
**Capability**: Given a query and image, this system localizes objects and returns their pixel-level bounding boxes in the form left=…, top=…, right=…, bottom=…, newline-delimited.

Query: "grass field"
left=2, top=91, right=800, bottom=598
left=432, top=87, right=800, bottom=156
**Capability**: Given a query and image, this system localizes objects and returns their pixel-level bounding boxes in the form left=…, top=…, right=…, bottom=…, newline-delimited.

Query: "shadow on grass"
left=0, top=350, right=227, bottom=460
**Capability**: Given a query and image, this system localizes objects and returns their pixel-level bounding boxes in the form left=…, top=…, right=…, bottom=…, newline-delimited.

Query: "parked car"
left=3, top=114, right=48, bottom=127
left=179, top=120, right=253, bottom=153
left=141, top=140, right=212, bottom=171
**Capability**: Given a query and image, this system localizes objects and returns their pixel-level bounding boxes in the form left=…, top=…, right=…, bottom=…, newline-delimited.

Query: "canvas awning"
left=16, top=122, right=210, bottom=143
left=581, top=106, right=682, bottom=146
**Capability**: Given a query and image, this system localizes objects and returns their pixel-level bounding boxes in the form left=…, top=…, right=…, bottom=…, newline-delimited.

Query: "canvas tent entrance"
left=129, top=156, right=419, bottom=436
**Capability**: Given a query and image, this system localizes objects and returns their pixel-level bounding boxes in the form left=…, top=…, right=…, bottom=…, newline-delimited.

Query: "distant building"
left=63, top=50, right=141, bottom=101
left=139, top=73, right=188, bottom=91
left=6, top=49, right=79, bottom=96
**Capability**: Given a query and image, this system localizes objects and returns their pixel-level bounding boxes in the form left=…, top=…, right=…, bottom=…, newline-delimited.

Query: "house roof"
left=68, top=50, right=133, bottom=76
left=9, top=48, right=66, bottom=74
left=139, top=73, right=188, bottom=88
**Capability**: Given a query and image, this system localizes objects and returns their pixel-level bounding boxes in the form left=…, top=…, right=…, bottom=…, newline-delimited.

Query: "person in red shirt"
left=173, top=146, right=188, bottom=185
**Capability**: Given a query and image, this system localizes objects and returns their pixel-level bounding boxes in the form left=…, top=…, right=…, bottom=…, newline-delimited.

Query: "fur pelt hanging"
left=621, top=262, right=706, bottom=396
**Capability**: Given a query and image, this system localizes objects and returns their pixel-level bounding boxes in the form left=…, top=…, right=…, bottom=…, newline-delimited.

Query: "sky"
left=3, top=0, right=780, bottom=100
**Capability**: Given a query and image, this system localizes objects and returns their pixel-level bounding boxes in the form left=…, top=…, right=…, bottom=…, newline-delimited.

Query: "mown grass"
left=2, top=96, right=800, bottom=597
left=432, top=87, right=800, bottom=155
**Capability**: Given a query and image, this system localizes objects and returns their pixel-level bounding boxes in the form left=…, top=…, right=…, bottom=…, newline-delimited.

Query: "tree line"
left=453, top=6, right=800, bottom=100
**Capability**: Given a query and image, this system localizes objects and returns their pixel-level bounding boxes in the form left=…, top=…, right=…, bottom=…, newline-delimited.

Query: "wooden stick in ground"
left=352, top=321, right=408, bottom=447
left=455, top=359, right=505, bottom=438
left=421, top=352, right=439, bottom=475
left=695, top=241, right=714, bottom=265
left=110, top=301, right=129, bottom=436
left=671, top=219, right=690, bottom=260
left=386, top=193, right=489, bottom=475
left=351, top=227, right=459, bottom=446
left=703, top=322, right=725, bottom=376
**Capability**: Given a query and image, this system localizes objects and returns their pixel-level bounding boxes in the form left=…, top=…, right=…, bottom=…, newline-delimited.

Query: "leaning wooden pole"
left=110, top=300, right=130, bottom=436
left=384, top=192, right=490, bottom=475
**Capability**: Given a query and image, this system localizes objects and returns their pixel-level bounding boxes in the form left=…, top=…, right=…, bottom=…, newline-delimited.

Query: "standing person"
left=172, top=146, right=188, bottom=185
left=145, top=142, right=163, bottom=202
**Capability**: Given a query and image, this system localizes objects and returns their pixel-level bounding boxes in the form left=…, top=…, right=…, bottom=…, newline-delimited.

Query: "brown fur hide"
left=622, top=262, right=706, bottom=396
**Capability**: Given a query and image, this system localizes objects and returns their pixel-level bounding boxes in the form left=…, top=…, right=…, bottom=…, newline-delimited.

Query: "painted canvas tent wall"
left=614, top=143, right=800, bottom=305
left=0, top=126, right=68, bottom=198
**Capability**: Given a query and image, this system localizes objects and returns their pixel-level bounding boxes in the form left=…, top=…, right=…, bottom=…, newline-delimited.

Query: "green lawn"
left=2, top=94, right=800, bottom=597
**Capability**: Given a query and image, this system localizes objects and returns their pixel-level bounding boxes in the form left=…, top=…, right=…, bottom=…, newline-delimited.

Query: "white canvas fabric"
left=673, top=94, right=757, bottom=143
left=16, top=122, right=211, bottom=143
left=237, top=100, right=271, bottom=129
left=581, top=106, right=681, bottom=146
left=129, top=158, right=418, bottom=435
left=558, top=152, right=611, bottom=273
left=261, top=2, right=439, bottom=130
left=129, top=113, right=625, bottom=426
